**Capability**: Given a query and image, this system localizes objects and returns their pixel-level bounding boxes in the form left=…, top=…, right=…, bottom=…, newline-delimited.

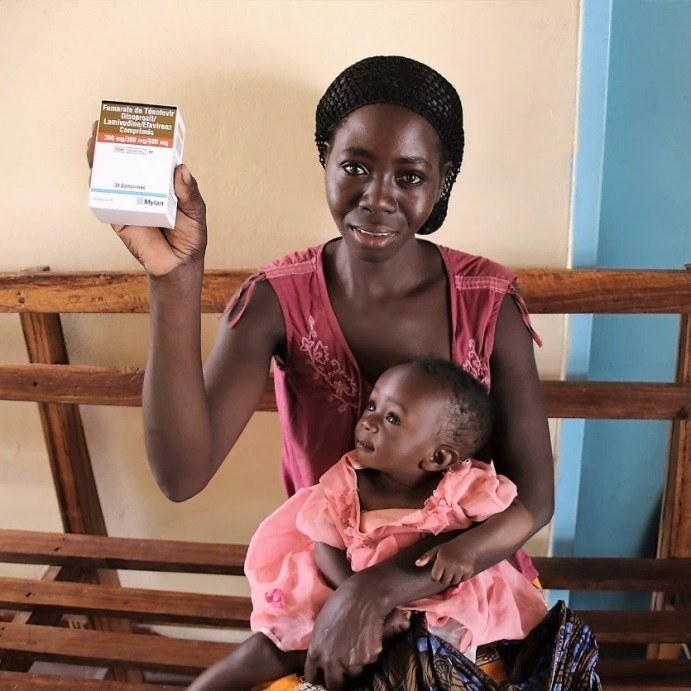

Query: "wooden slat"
left=6, top=531, right=691, bottom=590
left=0, top=364, right=276, bottom=412
left=0, top=671, right=179, bottom=690
left=578, top=610, right=691, bottom=643
left=1, top=268, right=689, bottom=314
left=0, top=623, right=232, bottom=674
left=0, top=628, right=688, bottom=687
left=597, top=659, right=691, bottom=687
left=0, top=529, right=246, bottom=576
left=542, top=381, right=691, bottom=420
left=4, top=575, right=690, bottom=645
left=0, top=567, right=82, bottom=673
left=0, top=577, right=251, bottom=628
left=0, top=271, right=243, bottom=314
left=531, top=556, right=691, bottom=591
left=516, top=268, right=691, bottom=314
left=2, top=365, right=689, bottom=420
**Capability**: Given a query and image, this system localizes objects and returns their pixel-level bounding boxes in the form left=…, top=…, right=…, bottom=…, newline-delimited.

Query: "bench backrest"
left=1, top=267, right=689, bottom=558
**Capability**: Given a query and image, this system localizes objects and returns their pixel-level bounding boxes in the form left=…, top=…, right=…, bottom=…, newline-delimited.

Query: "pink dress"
left=226, top=240, right=541, bottom=496
left=245, top=453, right=547, bottom=653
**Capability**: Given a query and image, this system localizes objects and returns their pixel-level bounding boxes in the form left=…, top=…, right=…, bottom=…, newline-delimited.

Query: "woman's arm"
left=418, top=290, right=555, bottom=572
left=87, top=129, right=285, bottom=502
left=305, top=294, right=554, bottom=688
left=487, top=289, right=555, bottom=533
left=144, top=274, right=284, bottom=501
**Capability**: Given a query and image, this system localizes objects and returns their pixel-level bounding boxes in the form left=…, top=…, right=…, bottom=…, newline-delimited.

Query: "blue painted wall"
left=566, top=0, right=691, bottom=611
left=549, top=0, right=612, bottom=610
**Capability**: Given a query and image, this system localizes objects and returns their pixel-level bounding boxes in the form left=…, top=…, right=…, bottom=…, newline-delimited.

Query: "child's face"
left=323, top=103, right=448, bottom=262
left=354, top=364, right=448, bottom=478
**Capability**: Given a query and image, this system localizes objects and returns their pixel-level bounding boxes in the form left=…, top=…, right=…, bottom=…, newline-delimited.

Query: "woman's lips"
left=350, top=225, right=397, bottom=248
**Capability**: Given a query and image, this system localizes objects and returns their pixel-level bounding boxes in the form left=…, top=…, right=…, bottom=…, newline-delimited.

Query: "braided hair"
left=315, top=55, right=464, bottom=235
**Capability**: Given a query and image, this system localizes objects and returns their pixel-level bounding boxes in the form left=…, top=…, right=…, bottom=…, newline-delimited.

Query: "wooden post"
left=20, top=312, right=110, bottom=535
left=18, top=278, right=142, bottom=682
left=653, top=266, right=691, bottom=660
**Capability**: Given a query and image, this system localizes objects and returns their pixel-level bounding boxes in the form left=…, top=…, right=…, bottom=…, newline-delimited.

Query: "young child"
left=189, top=355, right=547, bottom=690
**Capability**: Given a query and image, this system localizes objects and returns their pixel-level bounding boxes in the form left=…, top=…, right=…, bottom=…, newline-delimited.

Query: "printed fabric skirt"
left=260, top=601, right=602, bottom=691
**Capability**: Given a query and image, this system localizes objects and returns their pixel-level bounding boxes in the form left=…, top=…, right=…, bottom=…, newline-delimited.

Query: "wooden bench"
left=0, top=267, right=689, bottom=689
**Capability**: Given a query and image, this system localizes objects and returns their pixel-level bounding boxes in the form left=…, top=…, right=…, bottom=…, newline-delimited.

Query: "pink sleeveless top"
left=226, top=241, right=540, bottom=496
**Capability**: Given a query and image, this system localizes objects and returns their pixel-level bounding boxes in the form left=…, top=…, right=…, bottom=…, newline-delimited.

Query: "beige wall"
left=0, top=0, right=578, bottom=597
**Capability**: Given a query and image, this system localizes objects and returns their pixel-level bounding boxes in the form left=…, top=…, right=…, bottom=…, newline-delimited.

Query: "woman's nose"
left=359, top=176, right=396, bottom=214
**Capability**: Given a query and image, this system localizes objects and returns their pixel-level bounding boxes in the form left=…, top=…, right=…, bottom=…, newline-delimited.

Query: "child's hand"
left=415, top=541, right=477, bottom=586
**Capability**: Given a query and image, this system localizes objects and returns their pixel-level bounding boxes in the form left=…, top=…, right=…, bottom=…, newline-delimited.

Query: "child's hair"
left=314, top=55, right=464, bottom=235
left=411, top=355, right=492, bottom=455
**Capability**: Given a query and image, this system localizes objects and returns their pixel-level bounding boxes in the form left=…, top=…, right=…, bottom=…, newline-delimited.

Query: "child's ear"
left=421, top=445, right=462, bottom=472
left=323, top=142, right=332, bottom=165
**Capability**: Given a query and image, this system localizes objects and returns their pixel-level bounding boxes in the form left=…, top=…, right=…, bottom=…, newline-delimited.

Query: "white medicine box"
left=89, top=101, right=185, bottom=229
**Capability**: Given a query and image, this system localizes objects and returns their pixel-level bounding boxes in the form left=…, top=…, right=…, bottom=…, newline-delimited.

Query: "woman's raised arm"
left=144, top=272, right=284, bottom=501
left=87, top=126, right=285, bottom=501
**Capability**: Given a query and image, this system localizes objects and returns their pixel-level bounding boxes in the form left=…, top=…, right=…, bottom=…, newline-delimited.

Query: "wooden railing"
left=0, top=267, right=689, bottom=688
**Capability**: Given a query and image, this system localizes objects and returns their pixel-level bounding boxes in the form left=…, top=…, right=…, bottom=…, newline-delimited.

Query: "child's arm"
left=313, top=541, right=353, bottom=590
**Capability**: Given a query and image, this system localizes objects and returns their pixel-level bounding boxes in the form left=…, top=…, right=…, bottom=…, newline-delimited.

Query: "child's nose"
left=360, top=413, right=379, bottom=432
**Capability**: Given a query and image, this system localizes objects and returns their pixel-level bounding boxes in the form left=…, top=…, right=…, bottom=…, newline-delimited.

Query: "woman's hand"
left=86, top=121, right=207, bottom=276
left=303, top=577, right=388, bottom=690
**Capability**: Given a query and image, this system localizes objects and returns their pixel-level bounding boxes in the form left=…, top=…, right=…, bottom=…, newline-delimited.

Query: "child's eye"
left=385, top=412, right=400, bottom=425
left=365, top=400, right=376, bottom=411
left=342, top=162, right=367, bottom=176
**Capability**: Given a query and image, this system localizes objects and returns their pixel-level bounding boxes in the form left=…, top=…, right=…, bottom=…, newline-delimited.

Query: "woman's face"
left=324, top=103, right=449, bottom=261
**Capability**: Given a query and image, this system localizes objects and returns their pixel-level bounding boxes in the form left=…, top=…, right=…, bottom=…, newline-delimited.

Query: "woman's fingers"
left=86, top=120, right=97, bottom=169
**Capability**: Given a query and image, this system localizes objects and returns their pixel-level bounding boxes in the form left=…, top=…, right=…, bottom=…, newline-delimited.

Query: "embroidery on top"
left=461, top=338, right=490, bottom=389
left=299, top=316, right=359, bottom=412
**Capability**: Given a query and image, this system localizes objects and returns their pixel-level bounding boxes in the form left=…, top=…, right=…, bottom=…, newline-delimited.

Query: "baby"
left=190, top=355, right=546, bottom=690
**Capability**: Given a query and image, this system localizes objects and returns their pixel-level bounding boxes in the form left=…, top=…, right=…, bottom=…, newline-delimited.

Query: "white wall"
left=0, top=0, right=578, bottom=596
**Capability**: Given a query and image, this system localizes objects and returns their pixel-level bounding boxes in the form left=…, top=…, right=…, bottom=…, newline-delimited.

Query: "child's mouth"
left=356, top=438, right=374, bottom=452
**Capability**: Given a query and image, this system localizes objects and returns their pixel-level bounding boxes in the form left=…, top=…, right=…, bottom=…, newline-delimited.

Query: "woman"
left=87, top=56, right=555, bottom=689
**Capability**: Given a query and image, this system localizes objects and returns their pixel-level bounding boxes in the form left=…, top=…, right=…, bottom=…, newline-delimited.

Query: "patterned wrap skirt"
left=261, top=601, right=602, bottom=691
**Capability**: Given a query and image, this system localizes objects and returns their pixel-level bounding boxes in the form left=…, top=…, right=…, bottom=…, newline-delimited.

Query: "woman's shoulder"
left=434, top=243, right=516, bottom=283
left=258, top=243, right=326, bottom=278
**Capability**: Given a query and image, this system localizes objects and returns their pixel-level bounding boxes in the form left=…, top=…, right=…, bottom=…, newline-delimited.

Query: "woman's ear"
left=421, top=445, right=462, bottom=472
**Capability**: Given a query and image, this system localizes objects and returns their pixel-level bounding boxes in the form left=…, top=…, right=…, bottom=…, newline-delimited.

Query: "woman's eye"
left=399, top=171, right=423, bottom=185
left=385, top=412, right=400, bottom=425
left=342, top=162, right=366, bottom=176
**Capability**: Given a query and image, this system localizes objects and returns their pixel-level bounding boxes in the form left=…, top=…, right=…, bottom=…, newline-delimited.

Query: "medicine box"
left=89, top=101, right=185, bottom=229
